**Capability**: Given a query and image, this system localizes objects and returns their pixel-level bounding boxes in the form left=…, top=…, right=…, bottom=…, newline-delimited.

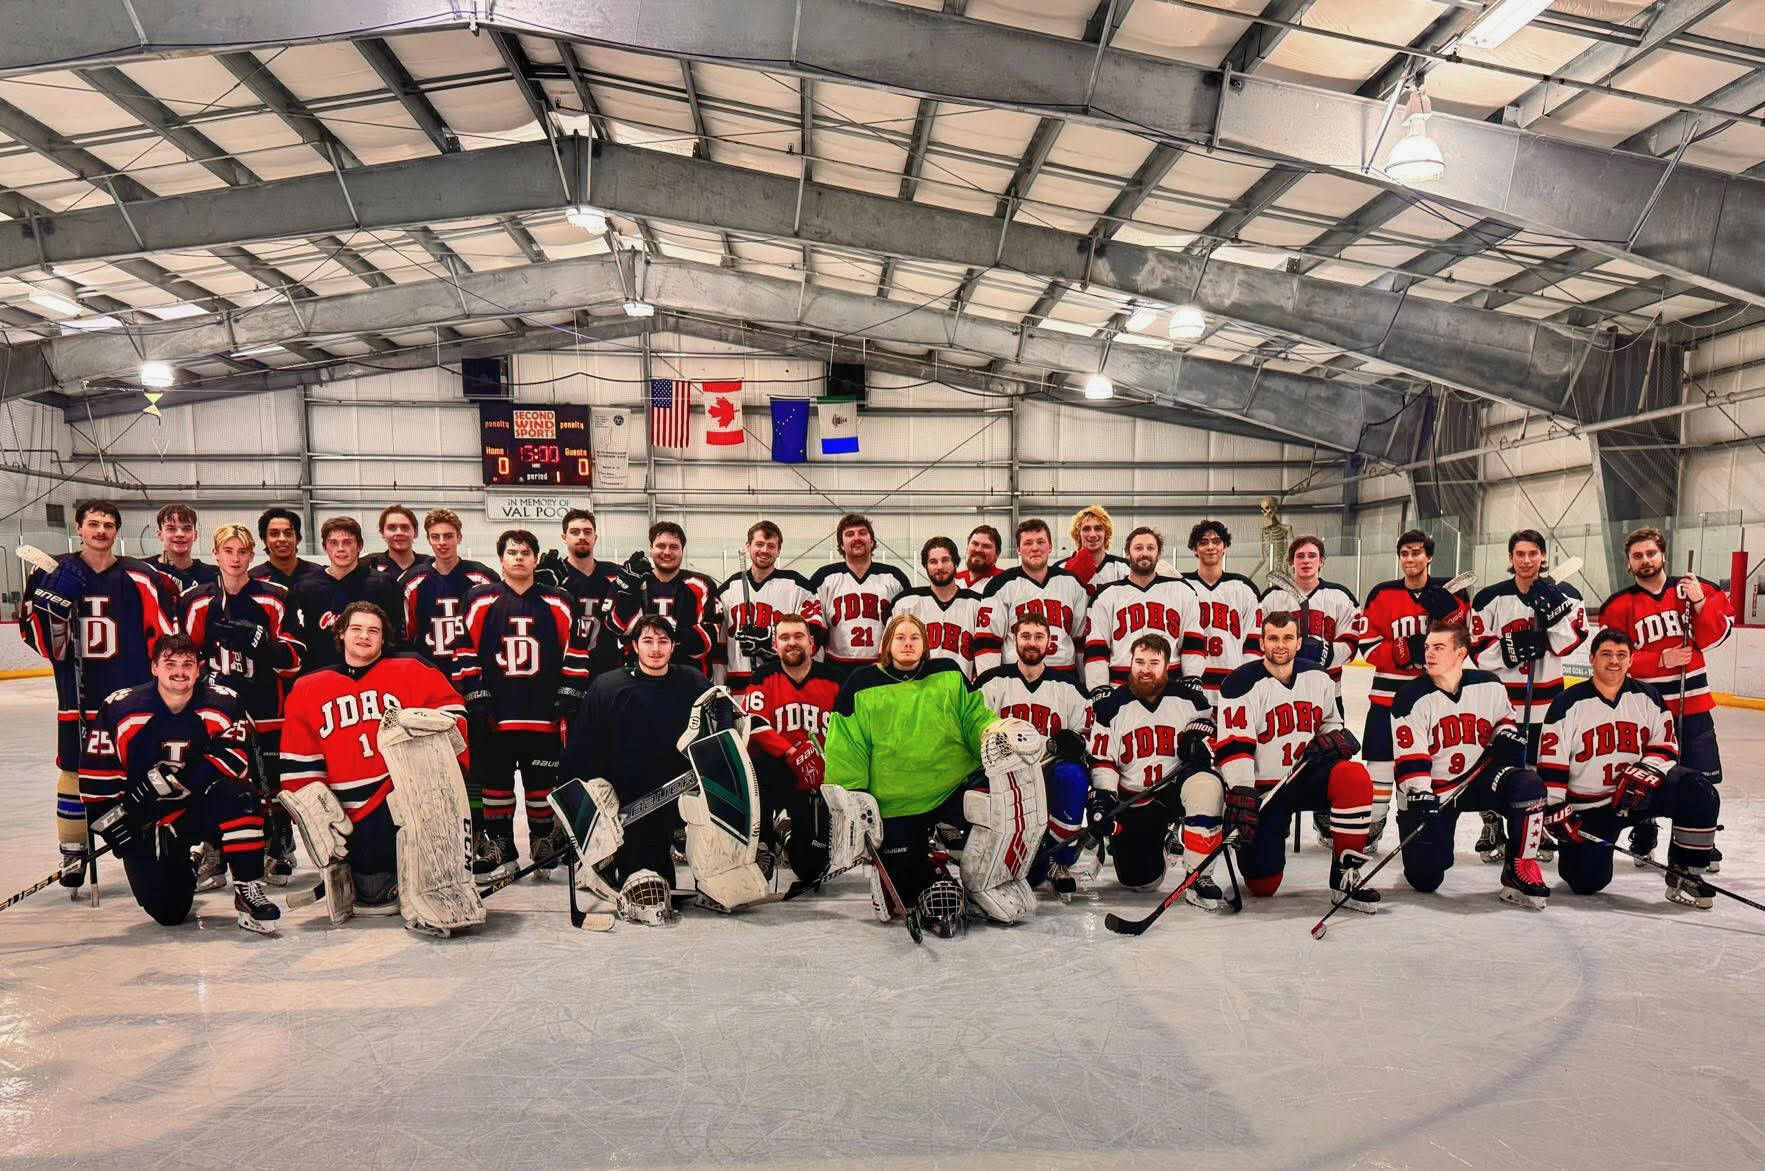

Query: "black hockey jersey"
left=145, top=555, right=220, bottom=595
left=400, top=559, right=500, bottom=667
left=451, top=582, right=590, bottom=733
left=79, top=680, right=252, bottom=814
left=536, top=555, right=635, bottom=677
left=364, top=550, right=431, bottom=580
left=610, top=570, right=720, bottom=673
left=288, top=565, right=405, bottom=675
left=563, top=664, right=713, bottom=804
left=250, top=557, right=325, bottom=591
left=179, top=578, right=302, bottom=728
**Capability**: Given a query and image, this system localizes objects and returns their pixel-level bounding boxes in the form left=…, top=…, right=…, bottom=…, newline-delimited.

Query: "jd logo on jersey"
left=495, top=616, right=543, bottom=677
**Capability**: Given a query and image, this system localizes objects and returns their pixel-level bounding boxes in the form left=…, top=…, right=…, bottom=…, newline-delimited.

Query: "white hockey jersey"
left=1082, top=576, right=1204, bottom=691
left=1088, top=677, right=1214, bottom=798
left=974, top=565, right=1091, bottom=673
left=715, top=568, right=824, bottom=688
left=1538, top=678, right=1677, bottom=809
left=890, top=586, right=982, bottom=679
left=1257, top=579, right=1361, bottom=688
left=1470, top=578, right=1587, bottom=723
left=810, top=561, right=911, bottom=669
left=1215, top=660, right=1343, bottom=789
left=1390, top=670, right=1515, bottom=796
left=975, top=663, right=1091, bottom=739
left=1182, top=571, right=1262, bottom=698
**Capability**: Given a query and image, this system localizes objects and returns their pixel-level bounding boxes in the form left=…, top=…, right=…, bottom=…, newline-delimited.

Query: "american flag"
left=648, top=378, right=690, bottom=451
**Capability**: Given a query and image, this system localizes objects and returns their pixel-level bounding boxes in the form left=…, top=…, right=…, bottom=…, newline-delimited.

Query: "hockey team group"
left=8, top=496, right=1740, bottom=941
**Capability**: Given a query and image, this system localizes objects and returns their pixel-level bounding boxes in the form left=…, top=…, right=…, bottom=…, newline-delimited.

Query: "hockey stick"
left=869, top=841, right=923, bottom=943
left=1309, top=754, right=1492, bottom=940
left=1565, top=823, right=1765, bottom=915
left=1516, top=555, right=1585, bottom=768
left=1105, top=756, right=1308, bottom=937
left=0, top=840, right=116, bottom=914
left=1028, top=767, right=1187, bottom=874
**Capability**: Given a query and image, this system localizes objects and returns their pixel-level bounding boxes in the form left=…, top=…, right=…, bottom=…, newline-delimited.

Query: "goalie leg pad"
left=821, top=785, right=883, bottom=872
left=960, top=765, right=1046, bottom=923
left=380, top=711, right=485, bottom=934
left=278, top=783, right=352, bottom=869
left=677, top=730, right=769, bottom=911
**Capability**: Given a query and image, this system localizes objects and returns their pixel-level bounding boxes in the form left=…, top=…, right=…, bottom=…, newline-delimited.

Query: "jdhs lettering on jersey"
left=974, top=566, right=1090, bottom=673
left=976, top=663, right=1092, bottom=739
left=1215, top=660, right=1342, bottom=788
left=1597, top=579, right=1732, bottom=716
left=1082, top=577, right=1204, bottom=691
left=1390, top=669, right=1513, bottom=794
left=1089, top=677, right=1212, bottom=797
left=1538, top=678, right=1677, bottom=809
left=810, top=562, right=911, bottom=669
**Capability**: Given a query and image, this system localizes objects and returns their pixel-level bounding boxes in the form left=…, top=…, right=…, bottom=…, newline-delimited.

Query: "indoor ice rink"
left=3, top=1, right=1765, bottom=1168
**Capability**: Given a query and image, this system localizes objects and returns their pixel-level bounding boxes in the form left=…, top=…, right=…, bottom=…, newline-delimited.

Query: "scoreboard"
left=479, top=403, right=592, bottom=486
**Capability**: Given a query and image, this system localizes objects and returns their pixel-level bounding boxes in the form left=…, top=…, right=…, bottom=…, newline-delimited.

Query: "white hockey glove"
left=980, top=718, right=1045, bottom=777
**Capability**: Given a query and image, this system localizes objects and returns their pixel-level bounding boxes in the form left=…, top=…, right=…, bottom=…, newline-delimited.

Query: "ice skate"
left=470, top=830, right=517, bottom=884
left=1498, top=857, right=1549, bottom=909
left=1330, top=850, right=1381, bottom=914
left=233, top=880, right=281, bottom=935
left=192, top=841, right=227, bottom=891
left=1665, top=872, right=1715, bottom=909
left=1475, top=811, right=1507, bottom=863
left=1183, top=872, right=1225, bottom=912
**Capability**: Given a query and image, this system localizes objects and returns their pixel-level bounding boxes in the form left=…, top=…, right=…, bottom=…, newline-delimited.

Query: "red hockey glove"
left=1611, top=762, right=1663, bottom=816
left=784, top=740, right=825, bottom=791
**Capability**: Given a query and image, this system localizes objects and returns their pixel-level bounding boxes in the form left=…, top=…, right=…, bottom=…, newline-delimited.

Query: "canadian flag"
left=701, top=380, right=745, bottom=446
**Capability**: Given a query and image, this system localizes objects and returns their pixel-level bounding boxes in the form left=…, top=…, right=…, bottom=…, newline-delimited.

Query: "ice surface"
left=2, top=669, right=1763, bottom=1169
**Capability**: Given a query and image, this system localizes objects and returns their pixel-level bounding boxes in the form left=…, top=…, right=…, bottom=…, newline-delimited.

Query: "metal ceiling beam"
left=9, top=252, right=1419, bottom=456
left=356, top=38, right=458, bottom=155
left=0, top=136, right=1608, bottom=413
left=215, top=50, right=364, bottom=169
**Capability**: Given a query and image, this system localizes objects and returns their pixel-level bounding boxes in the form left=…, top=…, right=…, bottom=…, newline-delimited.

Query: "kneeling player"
left=1220, top=612, right=1378, bottom=911
left=1392, top=619, right=1548, bottom=908
left=740, top=613, right=839, bottom=884
left=279, top=602, right=482, bottom=935
left=1088, top=634, right=1227, bottom=909
left=1540, top=628, right=1719, bottom=908
left=80, top=634, right=279, bottom=934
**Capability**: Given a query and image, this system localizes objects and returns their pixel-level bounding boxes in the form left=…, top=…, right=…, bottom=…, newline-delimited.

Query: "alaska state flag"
left=769, top=398, right=809, bottom=463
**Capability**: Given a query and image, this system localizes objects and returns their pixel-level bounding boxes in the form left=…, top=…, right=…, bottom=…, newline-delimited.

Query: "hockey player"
left=811, top=513, right=911, bottom=675
left=1082, top=526, right=1204, bottom=693
left=891, top=537, right=982, bottom=679
left=1392, top=618, right=1549, bottom=908
left=1258, top=535, right=1361, bottom=695
left=288, top=516, right=405, bottom=675
left=400, top=509, right=498, bottom=668
left=1598, top=525, right=1732, bottom=868
left=450, top=529, right=590, bottom=879
left=1088, top=634, right=1227, bottom=909
left=954, top=524, right=1004, bottom=588
left=1540, top=627, right=1719, bottom=908
left=180, top=523, right=303, bottom=884
left=609, top=521, right=720, bottom=675
left=1062, top=504, right=1129, bottom=594
left=534, top=508, right=632, bottom=679
left=250, top=507, right=324, bottom=589
left=1218, top=611, right=1378, bottom=911
left=1470, top=529, right=1586, bottom=861
left=740, top=613, right=841, bottom=883
left=716, top=520, right=822, bottom=691
left=79, top=634, right=279, bottom=934
left=364, top=504, right=431, bottom=580
left=144, top=503, right=219, bottom=594
left=279, top=601, right=471, bottom=919
left=561, top=614, right=711, bottom=889
left=19, top=498, right=178, bottom=889
left=1357, top=530, right=1469, bottom=843
left=974, top=518, right=1090, bottom=674
left=1183, top=520, right=1262, bottom=700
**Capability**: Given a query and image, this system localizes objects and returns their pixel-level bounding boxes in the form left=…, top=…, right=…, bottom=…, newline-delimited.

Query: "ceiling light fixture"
left=26, top=289, right=80, bottom=315
left=1460, top=0, right=1555, bottom=50
left=1123, top=304, right=1158, bottom=333
left=565, top=205, right=608, bottom=234
left=1168, top=303, right=1207, bottom=342
left=231, top=343, right=286, bottom=358
left=1385, top=86, right=1445, bottom=186
left=139, top=361, right=175, bottom=388
left=1083, top=372, right=1114, bottom=400
left=622, top=300, right=656, bottom=318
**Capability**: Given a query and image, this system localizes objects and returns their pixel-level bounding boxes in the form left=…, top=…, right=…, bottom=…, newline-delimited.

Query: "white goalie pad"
left=821, top=785, right=882, bottom=872
left=279, top=782, right=352, bottom=868
left=677, top=685, right=750, bottom=752
left=980, top=718, right=1046, bottom=777
left=677, top=729, right=769, bottom=911
left=380, top=706, right=486, bottom=935
left=959, top=762, right=1047, bottom=924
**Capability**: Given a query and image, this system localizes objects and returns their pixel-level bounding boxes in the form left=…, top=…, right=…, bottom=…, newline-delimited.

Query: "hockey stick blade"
left=1443, top=570, right=1476, bottom=595
left=1572, top=827, right=1765, bottom=915
left=15, top=544, right=58, bottom=574
left=286, top=881, right=325, bottom=910
left=1546, top=555, right=1584, bottom=584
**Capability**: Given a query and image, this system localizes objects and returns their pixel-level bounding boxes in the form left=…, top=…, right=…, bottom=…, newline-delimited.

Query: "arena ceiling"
left=0, top=0, right=1762, bottom=460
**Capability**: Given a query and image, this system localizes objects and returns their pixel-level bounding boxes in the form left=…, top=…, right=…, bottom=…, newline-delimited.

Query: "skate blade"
left=1498, top=888, right=1548, bottom=910
left=1333, top=894, right=1380, bottom=915
left=236, top=914, right=279, bottom=936
left=1477, top=849, right=1504, bottom=864
left=1633, top=854, right=1655, bottom=869
left=1665, top=889, right=1713, bottom=910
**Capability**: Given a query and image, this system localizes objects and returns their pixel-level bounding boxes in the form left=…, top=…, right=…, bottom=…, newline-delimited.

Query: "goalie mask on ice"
left=963, top=718, right=1048, bottom=924
left=283, top=707, right=484, bottom=936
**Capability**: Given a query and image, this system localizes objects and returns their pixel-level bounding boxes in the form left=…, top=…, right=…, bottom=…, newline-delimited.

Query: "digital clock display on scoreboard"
left=479, top=403, right=592, bottom=485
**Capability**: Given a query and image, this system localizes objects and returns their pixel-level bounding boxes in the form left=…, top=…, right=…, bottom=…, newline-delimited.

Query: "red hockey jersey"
left=1597, top=579, right=1731, bottom=716
left=740, top=661, right=842, bottom=758
left=280, top=653, right=467, bottom=822
left=1359, top=577, right=1470, bottom=708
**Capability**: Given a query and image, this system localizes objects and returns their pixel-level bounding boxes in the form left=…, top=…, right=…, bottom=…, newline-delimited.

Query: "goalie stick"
left=18, top=544, right=101, bottom=905
left=1105, top=754, right=1310, bottom=937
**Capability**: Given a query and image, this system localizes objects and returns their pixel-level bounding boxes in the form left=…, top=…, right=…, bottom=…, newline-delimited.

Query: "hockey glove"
left=1416, top=583, right=1462, bottom=621
left=784, top=740, right=825, bottom=791
left=554, top=682, right=587, bottom=720
left=1403, top=787, right=1441, bottom=819
left=1224, top=785, right=1260, bottom=841
left=534, top=549, right=566, bottom=587
left=733, top=624, right=773, bottom=660
left=622, top=549, right=653, bottom=578
left=1177, top=721, right=1214, bottom=771
left=462, top=688, right=494, bottom=723
left=1528, top=579, right=1574, bottom=628
left=105, top=765, right=191, bottom=851
left=1305, top=727, right=1360, bottom=764
left=1049, top=728, right=1088, bottom=766
left=27, top=580, right=76, bottom=627
left=1612, top=762, right=1664, bottom=816
left=1393, top=634, right=1428, bottom=669
left=210, top=616, right=265, bottom=655
left=1087, top=683, right=1116, bottom=703
left=1499, top=628, right=1547, bottom=668
left=90, top=801, right=149, bottom=855
left=1085, top=787, right=1119, bottom=840
left=1296, top=636, right=1333, bottom=668
left=1487, top=723, right=1528, bottom=769
left=1542, top=803, right=1583, bottom=842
